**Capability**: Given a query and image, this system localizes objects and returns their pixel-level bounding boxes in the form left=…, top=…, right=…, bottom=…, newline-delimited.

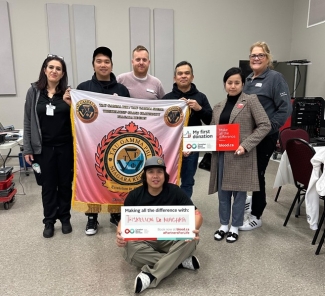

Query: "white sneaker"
left=134, top=272, right=151, bottom=293
left=85, top=216, right=98, bottom=236
left=245, top=195, right=252, bottom=214
left=181, top=255, right=200, bottom=270
left=239, top=214, right=262, bottom=231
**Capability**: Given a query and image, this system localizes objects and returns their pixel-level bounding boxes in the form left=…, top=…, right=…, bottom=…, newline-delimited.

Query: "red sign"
left=216, top=124, right=240, bottom=151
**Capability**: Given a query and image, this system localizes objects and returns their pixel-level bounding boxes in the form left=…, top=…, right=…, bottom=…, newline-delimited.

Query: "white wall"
left=291, top=0, right=325, bottom=97
left=0, top=0, right=295, bottom=128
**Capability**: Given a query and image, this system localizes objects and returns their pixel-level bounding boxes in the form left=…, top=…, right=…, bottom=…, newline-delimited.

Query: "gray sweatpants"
left=123, top=239, right=198, bottom=288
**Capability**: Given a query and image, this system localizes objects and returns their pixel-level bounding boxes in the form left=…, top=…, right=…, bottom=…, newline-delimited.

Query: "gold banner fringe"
left=72, top=201, right=122, bottom=214
left=177, top=108, right=191, bottom=185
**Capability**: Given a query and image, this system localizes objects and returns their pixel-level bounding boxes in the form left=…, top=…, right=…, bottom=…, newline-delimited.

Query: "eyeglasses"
left=47, top=54, right=64, bottom=60
left=249, top=53, right=266, bottom=60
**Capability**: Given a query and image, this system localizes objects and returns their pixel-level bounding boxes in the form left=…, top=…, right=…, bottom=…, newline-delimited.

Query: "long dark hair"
left=35, top=56, right=68, bottom=94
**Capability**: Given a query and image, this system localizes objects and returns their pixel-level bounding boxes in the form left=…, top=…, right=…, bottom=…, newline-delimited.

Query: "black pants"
left=86, top=213, right=98, bottom=219
left=251, top=133, right=278, bottom=219
left=85, top=213, right=119, bottom=219
left=34, top=142, right=73, bottom=225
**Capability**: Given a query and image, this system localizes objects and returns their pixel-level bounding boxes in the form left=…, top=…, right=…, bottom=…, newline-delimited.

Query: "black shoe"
left=43, top=223, right=54, bottom=238
left=226, top=232, right=239, bottom=243
left=214, top=230, right=227, bottom=241
left=110, top=213, right=121, bottom=227
left=62, top=222, right=72, bottom=234
left=85, top=216, right=98, bottom=236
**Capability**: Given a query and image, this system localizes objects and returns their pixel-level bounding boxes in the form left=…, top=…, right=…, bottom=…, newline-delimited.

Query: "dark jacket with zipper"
left=162, top=83, right=212, bottom=126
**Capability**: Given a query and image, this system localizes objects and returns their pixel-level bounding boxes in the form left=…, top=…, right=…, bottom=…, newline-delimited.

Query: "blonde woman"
left=241, top=41, right=292, bottom=230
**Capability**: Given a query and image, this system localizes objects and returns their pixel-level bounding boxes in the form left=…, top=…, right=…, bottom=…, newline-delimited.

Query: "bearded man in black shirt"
left=116, top=156, right=203, bottom=294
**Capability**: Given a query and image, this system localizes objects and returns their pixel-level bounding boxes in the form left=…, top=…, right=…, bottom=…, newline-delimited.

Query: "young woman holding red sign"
left=208, top=67, right=270, bottom=243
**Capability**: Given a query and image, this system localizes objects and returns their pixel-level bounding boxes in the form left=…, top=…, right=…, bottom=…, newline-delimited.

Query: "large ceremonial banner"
left=70, top=90, right=189, bottom=213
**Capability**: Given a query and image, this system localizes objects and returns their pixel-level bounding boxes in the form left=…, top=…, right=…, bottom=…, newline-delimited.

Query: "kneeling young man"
left=116, top=156, right=203, bottom=293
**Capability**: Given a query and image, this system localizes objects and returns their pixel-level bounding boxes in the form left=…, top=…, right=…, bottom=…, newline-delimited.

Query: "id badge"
left=46, top=103, right=56, bottom=116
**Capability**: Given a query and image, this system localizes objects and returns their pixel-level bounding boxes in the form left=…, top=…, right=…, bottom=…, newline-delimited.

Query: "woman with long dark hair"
left=208, top=67, right=271, bottom=243
left=23, top=55, right=73, bottom=238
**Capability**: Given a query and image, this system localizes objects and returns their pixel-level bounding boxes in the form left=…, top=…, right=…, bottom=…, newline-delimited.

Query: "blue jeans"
left=180, top=152, right=199, bottom=198
left=217, top=152, right=246, bottom=226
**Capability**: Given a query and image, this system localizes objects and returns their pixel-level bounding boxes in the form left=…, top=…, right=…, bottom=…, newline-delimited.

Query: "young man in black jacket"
left=116, top=156, right=202, bottom=293
left=163, top=61, right=212, bottom=199
left=77, top=47, right=130, bottom=235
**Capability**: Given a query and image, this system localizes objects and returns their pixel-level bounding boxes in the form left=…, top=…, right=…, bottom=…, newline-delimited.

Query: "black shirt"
left=36, top=90, right=72, bottom=146
left=124, top=183, right=195, bottom=207
left=219, top=93, right=241, bottom=124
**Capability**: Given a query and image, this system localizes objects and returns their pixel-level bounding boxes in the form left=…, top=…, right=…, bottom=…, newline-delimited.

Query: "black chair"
left=283, top=138, right=315, bottom=226
left=274, top=127, right=310, bottom=202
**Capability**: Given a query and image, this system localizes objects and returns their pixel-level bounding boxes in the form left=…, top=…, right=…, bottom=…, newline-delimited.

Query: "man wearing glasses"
left=77, top=47, right=130, bottom=236
left=117, top=45, right=165, bottom=100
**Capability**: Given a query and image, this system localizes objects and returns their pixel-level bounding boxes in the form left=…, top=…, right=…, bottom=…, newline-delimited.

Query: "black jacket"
left=77, top=73, right=130, bottom=97
left=162, top=83, right=212, bottom=126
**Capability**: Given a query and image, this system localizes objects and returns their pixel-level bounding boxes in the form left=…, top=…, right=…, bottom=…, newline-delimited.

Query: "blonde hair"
left=132, top=45, right=149, bottom=56
left=250, top=41, right=273, bottom=69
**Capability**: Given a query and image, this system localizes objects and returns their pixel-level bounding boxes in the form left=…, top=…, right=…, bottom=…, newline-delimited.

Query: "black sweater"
left=162, top=83, right=212, bottom=126
left=77, top=73, right=130, bottom=97
left=219, top=93, right=241, bottom=124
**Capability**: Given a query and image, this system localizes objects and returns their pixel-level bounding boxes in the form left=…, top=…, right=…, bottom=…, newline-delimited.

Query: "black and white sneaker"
left=85, top=216, right=98, bottom=235
left=239, top=214, right=262, bottom=231
left=179, top=255, right=200, bottom=270
left=110, top=213, right=121, bottom=227
left=244, top=195, right=252, bottom=214
left=134, top=272, right=153, bottom=293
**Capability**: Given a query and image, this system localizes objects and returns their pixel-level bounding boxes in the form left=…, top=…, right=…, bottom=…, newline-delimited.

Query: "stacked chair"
left=274, top=127, right=310, bottom=202
left=283, top=138, right=315, bottom=226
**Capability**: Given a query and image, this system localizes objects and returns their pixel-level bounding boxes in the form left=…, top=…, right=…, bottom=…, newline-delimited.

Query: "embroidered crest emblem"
left=76, top=99, right=98, bottom=123
left=95, top=122, right=163, bottom=192
left=164, top=106, right=184, bottom=127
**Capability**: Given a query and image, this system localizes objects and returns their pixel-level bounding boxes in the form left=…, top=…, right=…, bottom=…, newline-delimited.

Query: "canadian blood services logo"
left=95, top=122, right=163, bottom=191
left=75, top=99, right=98, bottom=123
left=125, top=228, right=145, bottom=234
left=186, top=143, right=197, bottom=149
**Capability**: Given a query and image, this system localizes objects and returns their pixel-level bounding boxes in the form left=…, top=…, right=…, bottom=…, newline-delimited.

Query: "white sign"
left=183, top=125, right=216, bottom=151
left=121, top=205, right=195, bottom=240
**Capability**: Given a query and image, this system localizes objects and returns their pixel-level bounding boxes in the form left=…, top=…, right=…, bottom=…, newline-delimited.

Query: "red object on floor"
left=0, top=188, right=17, bottom=210
left=0, top=174, right=13, bottom=190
